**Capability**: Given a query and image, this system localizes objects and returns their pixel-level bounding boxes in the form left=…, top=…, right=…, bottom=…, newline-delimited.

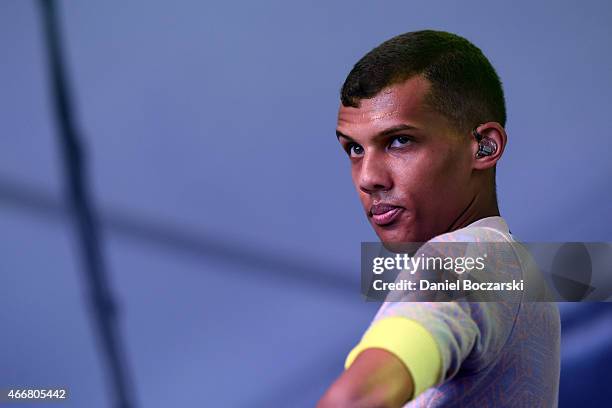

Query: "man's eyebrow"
left=336, top=124, right=419, bottom=141
left=378, top=124, right=420, bottom=136
left=336, top=130, right=353, bottom=141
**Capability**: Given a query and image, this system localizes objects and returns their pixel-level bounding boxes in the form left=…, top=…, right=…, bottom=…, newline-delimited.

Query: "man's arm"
left=317, top=315, right=442, bottom=407
left=317, top=348, right=414, bottom=408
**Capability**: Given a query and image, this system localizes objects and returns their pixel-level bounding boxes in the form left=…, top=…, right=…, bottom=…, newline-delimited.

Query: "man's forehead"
left=337, top=76, right=431, bottom=129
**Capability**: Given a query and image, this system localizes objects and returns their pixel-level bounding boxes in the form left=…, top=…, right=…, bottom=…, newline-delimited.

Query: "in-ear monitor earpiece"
left=472, top=127, right=497, bottom=157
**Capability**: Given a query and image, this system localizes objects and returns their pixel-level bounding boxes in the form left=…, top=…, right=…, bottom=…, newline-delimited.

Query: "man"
left=317, top=30, right=560, bottom=407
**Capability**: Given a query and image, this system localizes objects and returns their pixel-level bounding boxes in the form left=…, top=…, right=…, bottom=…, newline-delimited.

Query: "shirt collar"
left=466, top=216, right=510, bottom=234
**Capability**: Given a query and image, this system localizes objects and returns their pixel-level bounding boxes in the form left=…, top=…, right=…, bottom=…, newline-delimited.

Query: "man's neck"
left=447, top=191, right=500, bottom=233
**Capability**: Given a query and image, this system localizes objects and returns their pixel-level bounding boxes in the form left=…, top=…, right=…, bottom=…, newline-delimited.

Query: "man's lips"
left=369, top=203, right=404, bottom=226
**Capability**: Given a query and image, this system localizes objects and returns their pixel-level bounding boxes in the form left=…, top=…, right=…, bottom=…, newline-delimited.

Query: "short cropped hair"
left=341, top=30, right=506, bottom=134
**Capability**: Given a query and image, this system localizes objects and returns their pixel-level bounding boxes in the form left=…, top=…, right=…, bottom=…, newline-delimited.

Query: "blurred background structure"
left=1, top=0, right=611, bottom=406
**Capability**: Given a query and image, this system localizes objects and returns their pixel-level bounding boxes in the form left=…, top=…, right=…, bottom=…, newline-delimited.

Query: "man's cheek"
left=351, top=168, right=360, bottom=190
left=359, top=192, right=370, bottom=211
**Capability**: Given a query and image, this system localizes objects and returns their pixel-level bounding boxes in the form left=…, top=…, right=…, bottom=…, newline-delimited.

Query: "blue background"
left=1, top=0, right=611, bottom=406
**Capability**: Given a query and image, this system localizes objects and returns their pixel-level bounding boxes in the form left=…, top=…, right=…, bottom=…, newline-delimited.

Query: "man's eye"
left=389, top=136, right=412, bottom=148
left=348, top=143, right=364, bottom=157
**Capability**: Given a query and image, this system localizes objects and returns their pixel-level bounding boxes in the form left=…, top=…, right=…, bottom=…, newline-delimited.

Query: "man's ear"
left=471, top=122, right=507, bottom=170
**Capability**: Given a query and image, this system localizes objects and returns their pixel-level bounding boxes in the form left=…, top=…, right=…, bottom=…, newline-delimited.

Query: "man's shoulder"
left=429, top=216, right=514, bottom=244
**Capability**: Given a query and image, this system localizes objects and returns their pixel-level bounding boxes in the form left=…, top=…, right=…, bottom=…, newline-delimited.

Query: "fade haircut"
left=340, top=30, right=506, bottom=135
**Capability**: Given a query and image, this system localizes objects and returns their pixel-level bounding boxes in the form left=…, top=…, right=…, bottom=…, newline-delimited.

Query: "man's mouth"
left=369, top=203, right=404, bottom=226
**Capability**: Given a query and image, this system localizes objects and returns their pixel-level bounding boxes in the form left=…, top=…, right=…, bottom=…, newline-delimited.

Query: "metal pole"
left=36, top=1, right=137, bottom=407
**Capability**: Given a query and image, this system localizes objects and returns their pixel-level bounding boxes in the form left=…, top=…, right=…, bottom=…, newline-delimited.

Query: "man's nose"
left=358, top=153, right=392, bottom=194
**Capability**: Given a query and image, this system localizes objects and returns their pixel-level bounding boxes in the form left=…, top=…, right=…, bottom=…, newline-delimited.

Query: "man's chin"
left=380, top=240, right=423, bottom=255
left=374, top=227, right=421, bottom=246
